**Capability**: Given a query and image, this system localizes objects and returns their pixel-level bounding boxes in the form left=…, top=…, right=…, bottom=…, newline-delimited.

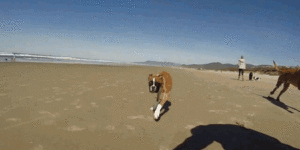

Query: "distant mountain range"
left=134, top=61, right=298, bottom=70
left=133, top=61, right=181, bottom=67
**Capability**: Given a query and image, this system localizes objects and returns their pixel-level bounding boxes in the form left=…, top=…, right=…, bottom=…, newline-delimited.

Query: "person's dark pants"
left=238, top=69, right=244, bottom=77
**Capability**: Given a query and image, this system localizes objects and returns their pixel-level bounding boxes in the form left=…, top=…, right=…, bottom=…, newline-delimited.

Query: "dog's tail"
left=273, top=61, right=279, bottom=71
left=273, top=60, right=283, bottom=74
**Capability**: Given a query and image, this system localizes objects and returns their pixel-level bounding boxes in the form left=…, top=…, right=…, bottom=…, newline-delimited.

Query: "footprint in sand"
left=97, top=86, right=104, bottom=89
left=44, top=120, right=55, bottom=125
left=55, top=98, right=63, bottom=101
left=106, top=125, right=115, bottom=130
left=159, top=146, right=169, bottom=150
left=90, top=102, right=98, bottom=108
left=71, top=99, right=80, bottom=105
left=127, top=115, right=144, bottom=119
left=125, top=125, right=135, bottom=130
left=55, top=92, right=67, bottom=95
left=76, top=91, right=84, bottom=95
left=6, top=118, right=20, bottom=122
left=67, top=126, right=85, bottom=131
left=209, top=110, right=228, bottom=114
left=0, top=93, right=7, bottom=96
left=19, top=96, right=34, bottom=100
left=32, top=144, right=43, bottom=150
left=217, top=96, right=224, bottom=99
left=127, top=115, right=153, bottom=121
left=248, top=113, right=255, bottom=116
left=38, top=111, right=58, bottom=118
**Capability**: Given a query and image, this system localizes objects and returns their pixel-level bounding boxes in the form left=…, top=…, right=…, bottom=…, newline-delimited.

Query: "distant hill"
left=181, top=62, right=258, bottom=70
left=133, top=61, right=181, bottom=67
left=132, top=60, right=297, bottom=70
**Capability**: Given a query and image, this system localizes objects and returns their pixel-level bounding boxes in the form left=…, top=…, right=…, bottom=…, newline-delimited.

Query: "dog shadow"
left=173, top=124, right=299, bottom=150
left=262, top=96, right=300, bottom=114
left=155, top=101, right=171, bottom=122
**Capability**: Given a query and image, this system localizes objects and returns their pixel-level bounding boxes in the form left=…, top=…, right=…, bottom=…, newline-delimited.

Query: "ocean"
left=0, top=52, right=139, bottom=66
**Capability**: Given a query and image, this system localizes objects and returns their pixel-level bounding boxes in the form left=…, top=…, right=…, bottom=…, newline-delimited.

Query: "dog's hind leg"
left=276, top=82, right=290, bottom=101
left=270, top=76, right=284, bottom=95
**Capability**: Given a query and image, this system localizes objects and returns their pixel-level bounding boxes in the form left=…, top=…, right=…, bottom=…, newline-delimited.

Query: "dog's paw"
left=154, top=111, right=160, bottom=119
left=270, top=91, right=274, bottom=95
left=150, top=107, right=154, bottom=111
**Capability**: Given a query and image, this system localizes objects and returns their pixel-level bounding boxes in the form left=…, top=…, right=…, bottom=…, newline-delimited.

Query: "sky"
left=0, top=0, right=299, bottom=66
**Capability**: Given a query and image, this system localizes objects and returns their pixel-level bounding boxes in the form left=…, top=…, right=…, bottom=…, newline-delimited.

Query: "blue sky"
left=0, top=0, right=299, bottom=66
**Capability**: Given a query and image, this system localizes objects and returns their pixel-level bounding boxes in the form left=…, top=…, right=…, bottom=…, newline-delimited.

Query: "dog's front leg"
left=150, top=91, right=161, bottom=111
left=154, top=92, right=170, bottom=119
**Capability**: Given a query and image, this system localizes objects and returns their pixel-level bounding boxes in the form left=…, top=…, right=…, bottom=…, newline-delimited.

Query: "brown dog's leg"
left=160, top=92, right=170, bottom=106
left=276, top=82, right=290, bottom=101
left=156, top=91, right=161, bottom=102
left=270, top=76, right=284, bottom=95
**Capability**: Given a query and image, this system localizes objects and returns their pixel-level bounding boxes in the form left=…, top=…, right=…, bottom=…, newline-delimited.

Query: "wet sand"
left=0, top=62, right=300, bottom=150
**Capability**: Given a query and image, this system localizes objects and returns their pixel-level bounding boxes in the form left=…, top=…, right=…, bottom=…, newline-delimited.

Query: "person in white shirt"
left=238, top=56, right=246, bottom=80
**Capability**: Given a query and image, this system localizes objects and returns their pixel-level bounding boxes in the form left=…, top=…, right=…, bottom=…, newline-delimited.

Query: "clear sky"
left=0, top=0, right=299, bottom=66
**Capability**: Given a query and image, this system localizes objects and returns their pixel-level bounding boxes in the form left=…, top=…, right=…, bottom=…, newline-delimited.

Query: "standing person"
left=238, top=56, right=246, bottom=80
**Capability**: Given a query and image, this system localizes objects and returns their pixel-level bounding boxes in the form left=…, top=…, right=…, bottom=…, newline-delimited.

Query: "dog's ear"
left=149, top=74, right=153, bottom=77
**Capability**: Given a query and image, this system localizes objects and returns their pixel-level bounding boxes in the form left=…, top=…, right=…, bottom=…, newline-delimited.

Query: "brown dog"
left=148, top=71, right=172, bottom=120
left=269, top=61, right=300, bottom=101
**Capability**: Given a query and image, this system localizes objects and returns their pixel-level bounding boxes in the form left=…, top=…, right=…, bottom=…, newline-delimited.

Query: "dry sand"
left=0, top=62, right=300, bottom=150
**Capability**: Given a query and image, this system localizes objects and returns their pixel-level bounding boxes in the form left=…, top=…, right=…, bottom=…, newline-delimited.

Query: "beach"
left=1, top=62, right=300, bottom=150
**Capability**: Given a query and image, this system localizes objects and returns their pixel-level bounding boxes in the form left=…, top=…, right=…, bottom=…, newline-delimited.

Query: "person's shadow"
left=173, top=124, right=300, bottom=150
left=262, top=96, right=300, bottom=114
left=154, top=101, right=171, bottom=122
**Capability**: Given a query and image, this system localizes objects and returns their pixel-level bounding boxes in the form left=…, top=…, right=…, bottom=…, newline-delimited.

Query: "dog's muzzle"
left=149, top=78, right=157, bottom=92
left=150, top=85, right=157, bottom=92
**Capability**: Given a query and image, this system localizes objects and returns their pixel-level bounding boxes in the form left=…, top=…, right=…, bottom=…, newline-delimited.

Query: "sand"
left=0, top=62, right=300, bottom=150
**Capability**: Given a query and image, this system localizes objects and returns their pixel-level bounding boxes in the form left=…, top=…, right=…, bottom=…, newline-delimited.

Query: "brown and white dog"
left=148, top=71, right=172, bottom=120
left=269, top=61, right=300, bottom=101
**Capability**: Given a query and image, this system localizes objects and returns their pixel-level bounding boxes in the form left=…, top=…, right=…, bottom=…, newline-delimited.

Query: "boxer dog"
left=148, top=71, right=172, bottom=120
left=269, top=61, right=300, bottom=101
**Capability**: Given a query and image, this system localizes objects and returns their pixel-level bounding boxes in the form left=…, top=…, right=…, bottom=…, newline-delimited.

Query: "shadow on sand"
left=155, top=101, right=171, bottom=122
left=173, top=124, right=299, bottom=150
left=262, top=96, right=300, bottom=114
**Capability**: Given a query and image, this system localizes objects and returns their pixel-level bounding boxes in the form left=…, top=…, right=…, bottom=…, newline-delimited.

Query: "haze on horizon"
left=0, top=0, right=299, bottom=66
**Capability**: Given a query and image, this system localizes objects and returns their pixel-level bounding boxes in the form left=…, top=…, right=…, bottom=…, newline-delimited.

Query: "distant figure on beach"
left=238, top=56, right=246, bottom=80
left=5, top=58, right=7, bottom=61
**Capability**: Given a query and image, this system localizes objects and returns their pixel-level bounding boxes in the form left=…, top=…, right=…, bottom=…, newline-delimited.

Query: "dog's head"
left=148, top=73, right=163, bottom=93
